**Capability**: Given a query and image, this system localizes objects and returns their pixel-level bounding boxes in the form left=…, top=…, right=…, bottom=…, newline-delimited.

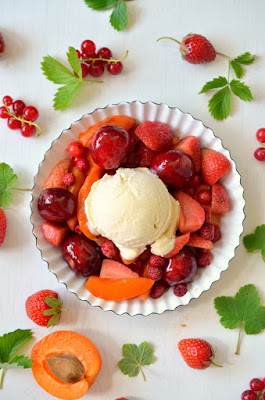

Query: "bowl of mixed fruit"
left=31, top=101, right=245, bottom=316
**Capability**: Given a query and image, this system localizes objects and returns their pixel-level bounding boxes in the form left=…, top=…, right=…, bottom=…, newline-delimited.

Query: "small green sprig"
left=84, top=0, right=130, bottom=31
left=200, top=52, right=255, bottom=120
left=0, top=163, right=30, bottom=207
left=243, top=225, right=265, bottom=262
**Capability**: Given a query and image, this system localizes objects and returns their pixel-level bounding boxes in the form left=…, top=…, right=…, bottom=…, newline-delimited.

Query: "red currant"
left=173, top=283, right=188, bottom=297
left=254, top=147, right=265, bottom=161
left=23, top=106, right=39, bottom=122
left=241, top=390, right=257, bottom=400
left=21, top=124, right=36, bottom=137
left=76, top=49, right=81, bottom=59
left=81, top=63, right=90, bottom=78
left=7, top=117, right=21, bottom=130
left=107, top=61, right=123, bottom=75
left=12, top=100, right=26, bottom=116
left=75, top=158, right=89, bottom=171
left=256, top=128, right=265, bottom=144
left=250, top=378, right=264, bottom=392
left=88, top=61, right=104, bottom=77
left=63, top=172, right=75, bottom=186
left=197, top=189, right=212, bottom=205
left=67, top=142, right=85, bottom=158
left=81, top=40, right=96, bottom=57
left=2, top=96, right=12, bottom=106
left=0, top=106, right=9, bottom=119
left=97, top=47, right=112, bottom=64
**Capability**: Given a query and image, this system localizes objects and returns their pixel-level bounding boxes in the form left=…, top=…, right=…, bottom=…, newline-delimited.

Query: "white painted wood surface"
left=1, top=1, right=265, bottom=399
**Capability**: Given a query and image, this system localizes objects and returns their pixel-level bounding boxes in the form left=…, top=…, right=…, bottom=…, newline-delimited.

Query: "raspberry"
left=212, top=226, right=222, bottom=243
left=196, top=250, right=212, bottom=268
left=76, top=158, right=89, bottom=171
left=200, top=223, right=215, bottom=241
left=101, top=240, right=119, bottom=259
left=63, top=172, right=75, bottom=186
left=150, top=282, right=168, bottom=299
left=149, top=254, right=166, bottom=268
left=146, top=265, right=163, bottom=281
left=174, top=283, right=188, bottom=297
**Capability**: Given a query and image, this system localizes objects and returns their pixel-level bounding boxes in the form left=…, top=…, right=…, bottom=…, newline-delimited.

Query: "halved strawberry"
left=211, top=183, right=230, bottom=214
left=0, top=209, right=7, bottom=247
left=42, top=222, right=70, bottom=246
left=134, top=121, right=173, bottom=151
left=175, top=136, right=201, bottom=171
left=100, top=259, right=139, bottom=279
left=174, top=191, right=205, bottom=233
left=164, top=233, right=190, bottom=258
left=203, top=205, right=212, bottom=223
left=42, top=158, right=71, bottom=191
left=201, top=149, right=231, bottom=186
left=137, top=142, right=157, bottom=167
left=188, top=233, right=213, bottom=249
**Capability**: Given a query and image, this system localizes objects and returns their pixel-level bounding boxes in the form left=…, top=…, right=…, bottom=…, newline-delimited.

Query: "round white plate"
left=30, top=101, right=245, bottom=316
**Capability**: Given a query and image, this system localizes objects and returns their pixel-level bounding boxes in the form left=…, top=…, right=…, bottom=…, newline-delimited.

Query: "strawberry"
left=0, top=33, right=5, bottom=55
left=174, top=136, right=201, bottom=171
left=42, top=158, right=71, bottom=191
left=134, top=121, right=173, bottom=151
left=201, top=149, right=231, bottom=186
left=174, top=191, right=205, bottom=233
left=42, top=222, right=70, bottom=246
left=178, top=338, right=219, bottom=369
left=164, top=233, right=190, bottom=258
left=203, top=205, right=212, bottom=223
left=141, top=262, right=163, bottom=281
left=187, top=233, right=213, bottom=250
left=211, top=183, right=230, bottom=214
left=25, top=289, right=67, bottom=327
left=0, top=209, right=7, bottom=247
left=100, top=259, right=139, bottom=279
left=137, top=142, right=157, bottom=167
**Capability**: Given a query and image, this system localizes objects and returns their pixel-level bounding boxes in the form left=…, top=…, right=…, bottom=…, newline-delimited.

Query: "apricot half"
left=31, top=330, right=101, bottom=400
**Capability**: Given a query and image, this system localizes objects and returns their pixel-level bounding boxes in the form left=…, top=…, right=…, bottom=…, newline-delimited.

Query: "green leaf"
left=230, top=80, right=253, bottom=102
left=42, top=309, right=56, bottom=316
left=67, top=47, right=82, bottom=79
left=53, top=81, right=82, bottom=110
left=47, top=314, right=59, bottom=328
left=0, top=189, right=12, bottom=207
left=234, top=52, right=255, bottom=65
left=230, top=60, right=244, bottom=79
left=243, top=225, right=265, bottom=261
left=208, top=86, right=231, bottom=120
left=199, top=76, right=227, bottom=94
left=9, top=355, right=33, bottom=369
left=84, top=0, right=118, bottom=10
left=0, top=163, right=17, bottom=190
left=110, top=1, right=128, bottom=31
left=44, top=297, right=60, bottom=308
left=0, top=329, right=32, bottom=363
left=118, top=342, right=155, bottom=381
left=41, top=56, right=77, bottom=85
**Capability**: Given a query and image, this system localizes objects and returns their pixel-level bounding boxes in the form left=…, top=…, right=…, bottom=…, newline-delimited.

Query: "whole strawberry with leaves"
left=26, top=290, right=67, bottom=327
left=178, top=338, right=221, bottom=369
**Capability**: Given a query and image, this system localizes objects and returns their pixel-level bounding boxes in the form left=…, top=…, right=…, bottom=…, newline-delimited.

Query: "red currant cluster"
left=75, top=39, right=126, bottom=78
left=0, top=96, right=41, bottom=137
left=67, top=141, right=89, bottom=172
left=254, top=128, right=265, bottom=161
left=241, top=378, right=265, bottom=399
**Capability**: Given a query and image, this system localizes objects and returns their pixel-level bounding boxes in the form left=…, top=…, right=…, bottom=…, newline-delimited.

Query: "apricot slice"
left=86, top=277, right=154, bottom=301
left=79, top=115, right=136, bottom=147
left=31, top=331, right=101, bottom=400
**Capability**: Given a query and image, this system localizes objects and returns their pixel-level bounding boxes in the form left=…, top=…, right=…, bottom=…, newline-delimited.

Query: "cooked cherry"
left=38, top=188, right=77, bottom=222
left=163, top=248, right=197, bottom=286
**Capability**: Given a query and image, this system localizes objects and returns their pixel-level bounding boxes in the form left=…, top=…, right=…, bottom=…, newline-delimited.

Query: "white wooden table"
left=1, top=1, right=265, bottom=399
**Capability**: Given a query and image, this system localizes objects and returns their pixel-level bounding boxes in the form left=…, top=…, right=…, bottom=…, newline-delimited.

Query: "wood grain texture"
left=0, top=0, right=265, bottom=399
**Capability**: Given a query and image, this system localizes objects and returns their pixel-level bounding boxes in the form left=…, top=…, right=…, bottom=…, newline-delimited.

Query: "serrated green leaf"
left=41, top=56, right=77, bottom=85
left=42, top=309, right=56, bottom=316
left=208, top=86, right=231, bottom=120
left=47, top=314, right=59, bottom=328
left=84, top=0, right=118, bottom=10
left=214, top=297, right=240, bottom=329
left=230, top=80, right=253, bottom=102
left=199, top=76, right=227, bottom=94
left=118, top=342, right=155, bottom=381
left=0, top=329, right=32, bottom=363
left=118, top=356, right=140, bottom=377
left=243, top=225, right=265, bottom=261
left=0, top=163, right=17, bottom=190
left=0, top=189, right=12, bottom=207
left=53, top=81, right=82, bottom=110
left=230, top=60, right=244, bottom=79
left=110, top=1, right=128, bottom=31
left=67, top=47, right=82, bottom=79
left=10, top=355, right=33, bottom=369
left=138, top=342, right=155, bottom=365
left=234, top=52, right=255, bottom=65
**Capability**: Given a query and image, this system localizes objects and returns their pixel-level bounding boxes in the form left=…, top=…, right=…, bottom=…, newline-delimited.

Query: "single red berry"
left=7, top=116, right=21, bottom=130
left=196, top=250, right=212, bottom=268
left=107, top=61, right=123, bottom=75
left=174, top=283, right=188, bottom=297
left=197, top=189, right=212, bottom=205
left=241, top=390, right=257, bottom=400
left=76, top=49, right=82, bottom=59
left=2, top=96, right=12, bottom=106
left=88, top=61, right=104, bottom=77
left=150, top=281, right=168, bottom=299
left=81, top=63, right=89, bottom=78
left=178, top=338, right=216, bottom=369
left=256, top=128, right=265, bottom=144
left=21, top=124, right=36, bottom=137
left=81, top=40, right=96, bottom=57
left=97, top=47, right=112, bottom=64
left=67, top=141, right=85, bottom=158
left=200, top=223, right=215, bottom=241
left=63, top=172, right=75, bottom=186
left=0, top=33, right=5, bottom=55
left=254, top=147, right=265, bottom=161
left=192, top=174, right=202, bottom=187
left=0, top=208, right=7, bottom=247
left=150, top=254, right=166, bottom=268
left=76, top=157, right=89, bottom=171
left=12, top=100, right=26, bottom=116
left=23, top=105, right=39, bottom=122
left=146, top=265, right=163, bottom=281
left=74, top=225, right=83, bottom=235
left=250, top=378, right=264, bottom=392
left=0, top=106, right=9, bottom=119
left=101, top=240, right=119, bottom=259
left=212, top=225, right=222, bottom=243
left=115, top=398, right=128, bottom=400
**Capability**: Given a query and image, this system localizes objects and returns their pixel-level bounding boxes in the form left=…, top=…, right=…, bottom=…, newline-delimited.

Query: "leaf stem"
left=235, top=321, right=243, bottom=355
left=3, top=104, right=42, bottom=136
left=82, top=50, right=129, bottom=65
left=227, top=60, right=231, bottom=84
left=82, top=79, right=103, bottom=83
left=156, top=37, right=181, bottom=45
left=216, top=52, right=232, bottom=60
left=140, top=367, right=147, bottom=382
left=12, top=188, right=31, bottom=192
left=0, top=368, right=5, bottom=389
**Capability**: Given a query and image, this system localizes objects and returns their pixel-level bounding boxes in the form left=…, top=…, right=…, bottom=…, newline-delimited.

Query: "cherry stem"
left=0, top=368, right=4, bottom=389
left=235, top=321, right=243, bottom=355
left=82, top=50, right=129, bottom=65
left=156, top=37, right=181, bottom=45
left=12, top=188, right=31, bottom=192
left=3, top=104, right=42, bottom=136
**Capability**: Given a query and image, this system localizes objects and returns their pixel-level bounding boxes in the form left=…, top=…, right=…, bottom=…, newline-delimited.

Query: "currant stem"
left=157, top=37, right=181, bottom=45
left=0, top=368, right=5, bottom=389
left=82, top=50, right=129, bottom=65
left=3, top=104, right=42, bottom=136
left=235, top=321, right=243, bottom=355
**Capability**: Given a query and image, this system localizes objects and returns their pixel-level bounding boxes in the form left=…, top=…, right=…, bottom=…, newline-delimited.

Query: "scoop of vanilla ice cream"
left=85, top=168, right=179, bottom=260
